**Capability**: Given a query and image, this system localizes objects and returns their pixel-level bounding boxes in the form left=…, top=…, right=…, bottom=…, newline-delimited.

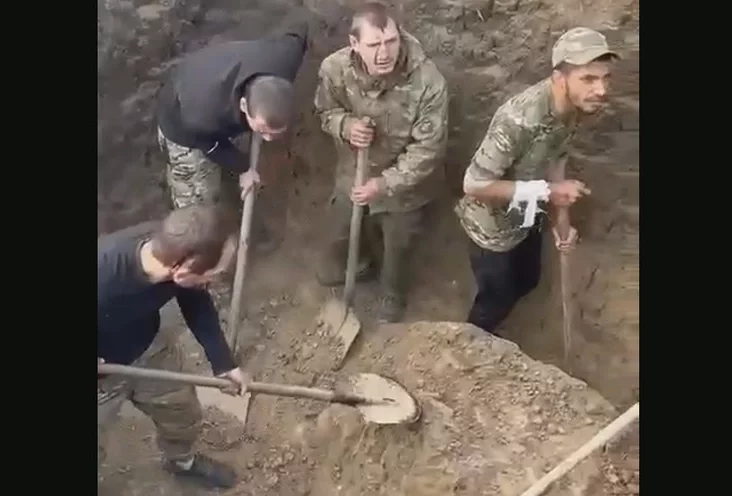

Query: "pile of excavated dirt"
left=236, top=320, right=622, bottom=496
left=99, top=319, right=634, bottom=495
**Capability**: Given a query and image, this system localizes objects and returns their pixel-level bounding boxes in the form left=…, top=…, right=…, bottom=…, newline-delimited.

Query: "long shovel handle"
left=556, top=206, right=573, bottom=364
left=343, top=140, right=369, bottom=306
left=520, top=402, right=639, bottom=496
left=554, top=156, right=573, bottom=368
left=98, top=363, right=366, bottom=404
left=228, top=133, right=263, bottom=351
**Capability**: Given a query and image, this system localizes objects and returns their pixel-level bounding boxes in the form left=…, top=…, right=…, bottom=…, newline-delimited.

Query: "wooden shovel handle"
left=555, top=206, right=571, bottom=240
left=98, top=363, right=348, bottom=403
left=343, top=118, right=371, bottom=306
left=520, top=402, right=639, bottom=496
left=228, top=133, right=263, bottom=350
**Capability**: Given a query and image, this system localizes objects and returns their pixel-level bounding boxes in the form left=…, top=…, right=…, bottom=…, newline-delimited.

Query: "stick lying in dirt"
left=520, top=402, right=639, bottom=496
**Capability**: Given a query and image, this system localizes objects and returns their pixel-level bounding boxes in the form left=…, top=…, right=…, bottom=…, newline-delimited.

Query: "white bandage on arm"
left=508, top=180, right=550, bottom=228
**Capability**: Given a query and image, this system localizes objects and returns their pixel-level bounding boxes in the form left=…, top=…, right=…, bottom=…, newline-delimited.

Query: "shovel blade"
left=348, top=373, right=420, bottom=425
left=320, top=298, right=361, bottom=368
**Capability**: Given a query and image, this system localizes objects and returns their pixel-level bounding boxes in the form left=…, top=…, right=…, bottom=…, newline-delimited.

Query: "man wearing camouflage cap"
left=455, top=27, right=618, bottom=336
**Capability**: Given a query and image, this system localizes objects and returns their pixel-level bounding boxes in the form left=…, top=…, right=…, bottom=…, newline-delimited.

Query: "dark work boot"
left=377, top=293, right=406, bottom=323
left=165, top=454, right=237, bottom=490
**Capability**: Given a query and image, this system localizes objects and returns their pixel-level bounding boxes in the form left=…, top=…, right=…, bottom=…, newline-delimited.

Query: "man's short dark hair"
left=150, top=204, right=238, bottom=274
left=554, top=53, right=617, bottom=74
left=349, top=1, right=399, bottom=39
left=244, top=75, right=295, bottom=130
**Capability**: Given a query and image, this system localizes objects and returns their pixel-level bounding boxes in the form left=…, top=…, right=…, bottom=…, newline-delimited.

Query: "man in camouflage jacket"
left=456, top=27, right=618, bottom=335
left=313, top=2, right=448, bottom=323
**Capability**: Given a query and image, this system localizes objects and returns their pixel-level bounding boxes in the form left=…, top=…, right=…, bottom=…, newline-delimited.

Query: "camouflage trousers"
left=97, top=333, right=202, bottom=467
left=316, top=189, right=432, bottom=299
left=157, top=127, right=245, bottom=210
left=157, top=127, right=276, bottom=306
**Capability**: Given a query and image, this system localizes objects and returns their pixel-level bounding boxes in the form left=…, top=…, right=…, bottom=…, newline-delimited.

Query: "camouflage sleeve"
left=464, top=107, right=526, bottom=186
left=381, top=74, right=448, bottom=196
left=313, top=61, right=351, bottom=141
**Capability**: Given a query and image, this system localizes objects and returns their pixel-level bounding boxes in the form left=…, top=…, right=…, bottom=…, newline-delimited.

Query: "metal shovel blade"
left=317, top=143, right=369, bottom=369
left=348, top=373, right=421, bottom=425
left=320, top=298, right=361, bottom=368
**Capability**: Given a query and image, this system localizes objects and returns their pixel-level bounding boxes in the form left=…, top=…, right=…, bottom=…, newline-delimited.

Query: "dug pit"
left=98, top=0, right=639, bottom=494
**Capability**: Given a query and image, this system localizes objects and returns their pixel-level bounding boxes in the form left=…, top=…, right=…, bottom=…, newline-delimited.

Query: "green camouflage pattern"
left=455, top=79, right=577, bottom=252
left=98, top=333, right=202, bottom=465
left=315, top=189, right=430, bottom=300
left=552, top=27, right=619, bottom=67
left=314, top=31, right=448, bottom=214
left=158, top=127, right=224, bottom=209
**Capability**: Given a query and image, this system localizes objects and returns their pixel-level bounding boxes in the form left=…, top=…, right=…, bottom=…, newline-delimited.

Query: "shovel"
left=319, top=139, right=370, bottom=369
left=98, top=363, right=420, bottom=425
left=227, top=132, right=263, bottom=353
left=556, top=207, right=574, bottom=369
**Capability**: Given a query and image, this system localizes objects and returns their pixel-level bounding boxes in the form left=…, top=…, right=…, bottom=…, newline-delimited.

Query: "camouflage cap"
left=551, top=27, right=619, bottom=68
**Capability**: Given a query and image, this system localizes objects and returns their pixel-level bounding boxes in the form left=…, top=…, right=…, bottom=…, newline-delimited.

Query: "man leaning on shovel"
left=314, top=1, right=449, bottom=323
left=154, top=12, right=310, bottom=304
left=97, top=205, right=245, bottom=490
left=456, top=27, right=618, bottom=336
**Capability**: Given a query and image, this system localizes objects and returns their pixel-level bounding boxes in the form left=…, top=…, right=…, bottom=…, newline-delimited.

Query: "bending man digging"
left=155, top=17, right=309, bottom=270
left=98, top=205, right=245, bottom=490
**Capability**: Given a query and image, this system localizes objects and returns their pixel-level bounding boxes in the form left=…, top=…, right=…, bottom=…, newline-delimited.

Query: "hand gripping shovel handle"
left=228, top=133, right=263, bottom=351
left=343, top=122, right=370, bottom=306
left=98, top=363, right=370, bottom=406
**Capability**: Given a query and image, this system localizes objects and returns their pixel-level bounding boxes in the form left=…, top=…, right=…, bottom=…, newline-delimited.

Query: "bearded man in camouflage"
left=313, top=1, right=448, bottom=323
left=456, top=27, right=618, bottom=335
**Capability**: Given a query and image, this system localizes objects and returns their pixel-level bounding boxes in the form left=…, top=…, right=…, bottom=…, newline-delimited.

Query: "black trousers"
left=466, top=226, right=543, bottom=335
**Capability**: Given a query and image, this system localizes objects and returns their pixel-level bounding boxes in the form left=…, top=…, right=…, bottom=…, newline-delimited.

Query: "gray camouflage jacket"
left=456, top=78, right=577, bottom=252
left=314, top=31, right=448, bottom=213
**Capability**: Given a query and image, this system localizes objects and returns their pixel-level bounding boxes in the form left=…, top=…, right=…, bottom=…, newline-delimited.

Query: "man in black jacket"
left=156, top=21, right=308, bottom=211
left=97, top=204, right=244, bottom=489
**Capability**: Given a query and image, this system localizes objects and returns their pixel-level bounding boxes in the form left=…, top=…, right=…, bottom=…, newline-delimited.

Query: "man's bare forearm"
left=465, top=180, right=516, bottom=206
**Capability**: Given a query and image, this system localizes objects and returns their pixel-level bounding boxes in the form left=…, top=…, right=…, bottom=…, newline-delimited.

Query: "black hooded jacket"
left=156, top=22, right=308, bottom=173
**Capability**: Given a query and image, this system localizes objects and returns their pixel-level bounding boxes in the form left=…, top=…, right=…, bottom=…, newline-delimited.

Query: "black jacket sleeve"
left=176, top=287, right=236, bottom=375
left=204, top=139, right=250, bottom=174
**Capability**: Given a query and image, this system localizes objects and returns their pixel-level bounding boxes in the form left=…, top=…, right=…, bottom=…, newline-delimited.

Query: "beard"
left=566, top=85, right=605, bottom=115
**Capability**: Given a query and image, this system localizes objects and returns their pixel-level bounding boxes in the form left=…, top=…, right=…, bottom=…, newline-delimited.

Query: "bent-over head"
left=240, top=75, right=295, bottom=141
left=149, top=204, right=238, bottom=288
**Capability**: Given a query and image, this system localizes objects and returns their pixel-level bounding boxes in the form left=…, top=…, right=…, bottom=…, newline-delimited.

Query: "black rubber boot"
left=165, top=454, right=238, bottom=490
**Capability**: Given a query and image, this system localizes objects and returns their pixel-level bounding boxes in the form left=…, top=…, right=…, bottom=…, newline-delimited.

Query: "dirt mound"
left=240, top=320, right=619, bottom=495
